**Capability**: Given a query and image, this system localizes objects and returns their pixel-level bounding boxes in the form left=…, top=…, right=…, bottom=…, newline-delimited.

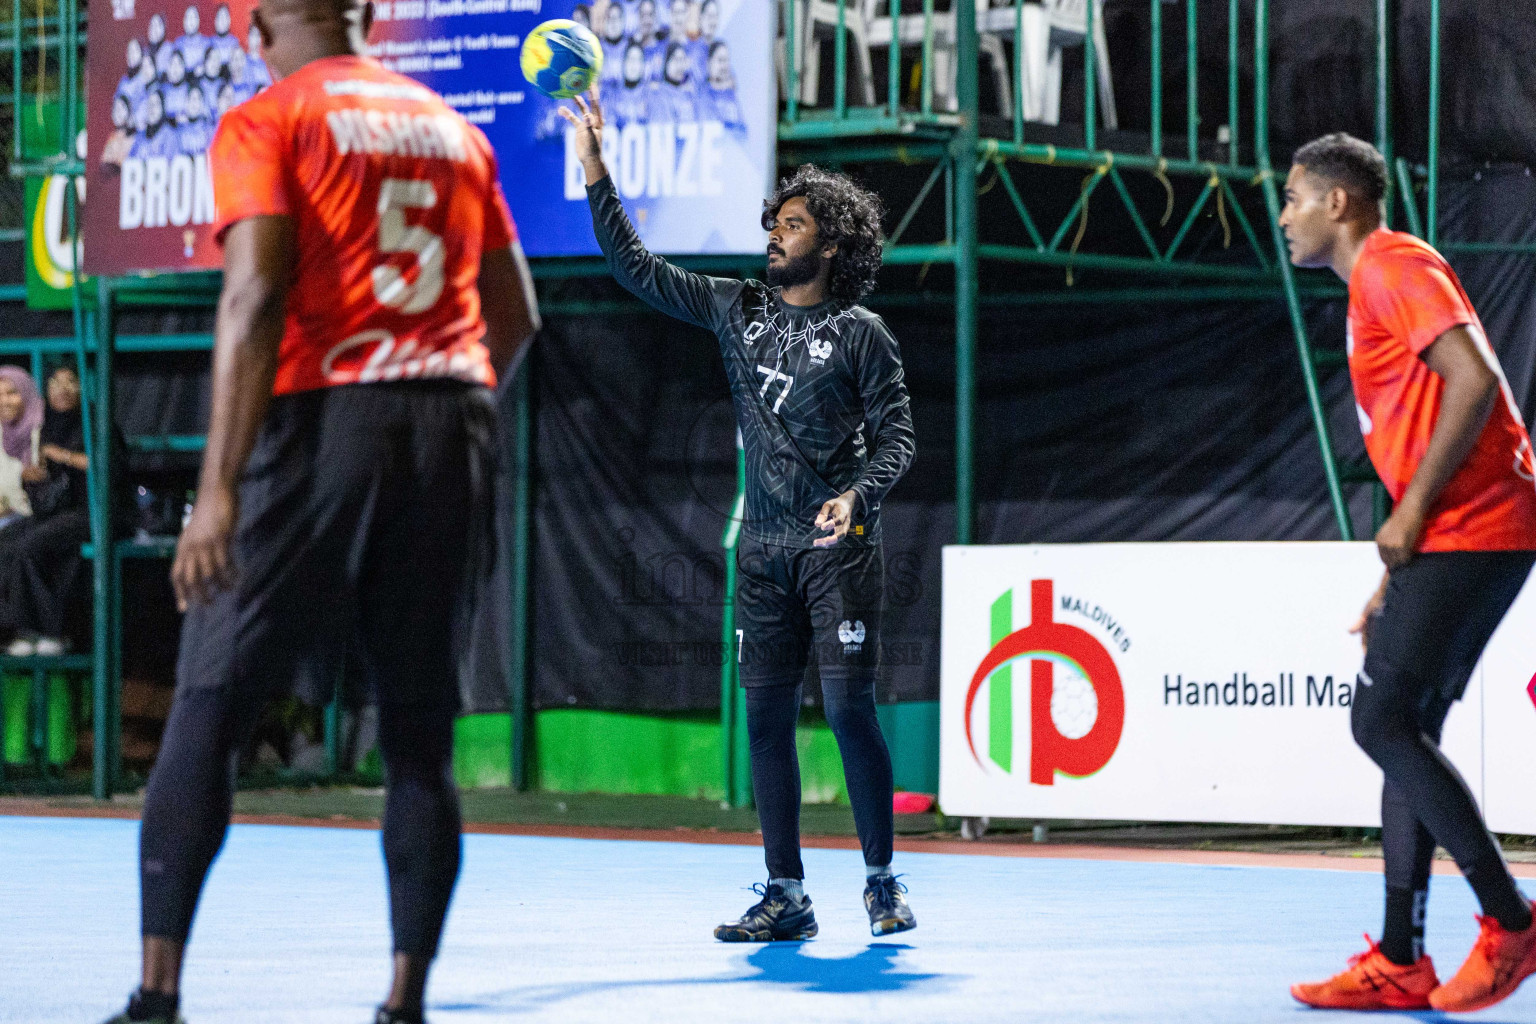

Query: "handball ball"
left=520, top=19, right=604, bottom=99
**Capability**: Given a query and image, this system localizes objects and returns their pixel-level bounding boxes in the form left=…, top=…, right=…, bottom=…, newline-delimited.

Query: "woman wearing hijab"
left=4, top=365, right=93, bottom=656
left=0, top=366, right=43, bottom=527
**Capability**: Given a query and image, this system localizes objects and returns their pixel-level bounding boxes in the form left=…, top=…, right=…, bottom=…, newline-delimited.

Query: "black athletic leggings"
left=140, top=691, right=462, bottom=957
left=747, top=672, right=894, bottom=881
left=1351, top=550, right=1535, bottom=934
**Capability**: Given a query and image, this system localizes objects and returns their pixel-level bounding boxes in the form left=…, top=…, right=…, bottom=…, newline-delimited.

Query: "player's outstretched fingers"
left=587, top=82, right=605, bottom=123
left=556, top=105, right=582, bottom=127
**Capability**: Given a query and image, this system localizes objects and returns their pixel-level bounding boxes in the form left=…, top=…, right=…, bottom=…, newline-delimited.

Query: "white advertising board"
left=939, top=543, right=1536, bottom=832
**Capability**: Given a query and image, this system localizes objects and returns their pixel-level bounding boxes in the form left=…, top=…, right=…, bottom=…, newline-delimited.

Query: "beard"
left=765, top=249, right=823, bottom=290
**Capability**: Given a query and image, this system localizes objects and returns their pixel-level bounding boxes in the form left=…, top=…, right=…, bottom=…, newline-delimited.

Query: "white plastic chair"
left=1040, top=0, right=1118, bottom=129
left=780, top=0, right=879, bottom=107
left=928, top=0, right=1020, bottom=116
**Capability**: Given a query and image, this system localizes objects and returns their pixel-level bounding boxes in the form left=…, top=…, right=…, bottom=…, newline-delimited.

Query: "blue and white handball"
left=520, top=19, right=604, bottom=99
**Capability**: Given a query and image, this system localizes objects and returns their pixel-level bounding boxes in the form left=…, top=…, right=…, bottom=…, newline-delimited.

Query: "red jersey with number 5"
left=1347, top=229, right=1536, bottom=551
left=208, top=54, right=516, bottom=395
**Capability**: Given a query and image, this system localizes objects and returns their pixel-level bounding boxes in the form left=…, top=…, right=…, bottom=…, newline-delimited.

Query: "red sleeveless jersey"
left=209, top=55, right=516, bottom=395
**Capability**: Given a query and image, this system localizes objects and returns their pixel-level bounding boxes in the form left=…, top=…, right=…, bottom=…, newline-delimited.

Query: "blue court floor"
left=3, top=816, right=1535, bottom=1024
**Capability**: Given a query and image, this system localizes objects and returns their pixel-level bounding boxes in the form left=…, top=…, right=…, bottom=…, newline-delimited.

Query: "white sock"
left=866, top=864, right=894, bottom=880
left=769, top=877, right=804, bottom=902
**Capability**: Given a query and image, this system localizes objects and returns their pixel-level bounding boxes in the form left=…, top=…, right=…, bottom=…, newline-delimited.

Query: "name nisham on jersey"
left=325, top=108, right=470, bottom=162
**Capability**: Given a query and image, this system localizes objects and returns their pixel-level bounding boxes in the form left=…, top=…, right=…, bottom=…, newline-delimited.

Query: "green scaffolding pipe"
left=1254, top=0, right=1352, bottom=541
left=90, top=279, right=116, bottom=799
left=1220, top=177, right=1271, bottom=271
left=1108, top=167, right=1161, bottom=259
left=884, top=241, right=1290, bottom=283
left=979, top=139, right=1260, bottom=180
left=126, top=434, right=206, bottom=453
left=1047, top=169, right=1106, bottom=251
left=0, top=29, right=85, bottom=52
left=833, top=0, right=847, bottom=118
left=1186, top=0, right=1198, bottom=162
left=1227, top=0, right=1239, bottom=164
left=1376, top=0, right=1394, bottom=226
left=1163, top=177, right=1215, bottom=261
left=509, top=362, right=532, bottom=790
left=954, top=0, right=979, bottom=546
left=1011, top=0, right=1025, bottom=145
left=921, top=0, right=934, bottom=117
left=887, top=0, right=899, bottom=118
left=785, top=0, right=798, bottom=123
left=1395, top=158, right=1423, bottom=238
left=10, top=0, right=18, bottom=166
left=1427, top=0, right=1439, bottom=246
left=1443, top=242, right=1536, bottom=255
left=1083, top=0, right=1097, bottom=151
left=0, top=334, right=213, bottom=354
left=887, top=158, right=947, bottom=247
left=719, top=440, right=744, bottom=806
left=992, top=159, right=1047, bottom=249
left=869, top=284, right=1343, bottom=307
left=1150, top=0, right=1162, bottom=157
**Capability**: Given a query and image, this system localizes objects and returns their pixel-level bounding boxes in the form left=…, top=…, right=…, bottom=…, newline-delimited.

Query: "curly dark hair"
left=1292, top=132, right=1388, bottom=206
left=762, top=164, right=885, bottom=307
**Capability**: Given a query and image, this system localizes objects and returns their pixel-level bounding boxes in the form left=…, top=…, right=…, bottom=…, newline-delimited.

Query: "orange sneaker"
left=1290, top=936, right=1438, bottom=1010
left=1430, top=903, right=1536, bottom=1013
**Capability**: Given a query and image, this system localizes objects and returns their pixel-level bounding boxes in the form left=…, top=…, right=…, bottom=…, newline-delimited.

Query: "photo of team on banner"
left=536, top=0, right=743, bottom=139
left=101, top=4, right=271, bottom=167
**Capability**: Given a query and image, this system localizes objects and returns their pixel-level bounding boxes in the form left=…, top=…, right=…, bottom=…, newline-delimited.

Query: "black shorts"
left=1363, top=549, right=1536, bottom=706
left=735, top=533, right=883, bottom=689
left=175, top=381, right=498, bottom=710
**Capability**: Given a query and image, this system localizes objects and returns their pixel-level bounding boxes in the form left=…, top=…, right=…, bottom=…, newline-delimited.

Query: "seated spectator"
left=4, top=364, right=92, bottom=656
left=0, top=366, right=43, bottom=529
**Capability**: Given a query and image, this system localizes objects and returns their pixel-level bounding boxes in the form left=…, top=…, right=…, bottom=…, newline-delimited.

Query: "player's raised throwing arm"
left=560, top=87, right=742, bottom=331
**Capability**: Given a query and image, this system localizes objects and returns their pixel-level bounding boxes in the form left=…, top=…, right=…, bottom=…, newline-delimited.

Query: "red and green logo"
left=964, top=579, right=1125, bottom=785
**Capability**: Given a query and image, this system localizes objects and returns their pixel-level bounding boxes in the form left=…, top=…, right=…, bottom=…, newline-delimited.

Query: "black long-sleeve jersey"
left=588, top=176, right=915, bottom=549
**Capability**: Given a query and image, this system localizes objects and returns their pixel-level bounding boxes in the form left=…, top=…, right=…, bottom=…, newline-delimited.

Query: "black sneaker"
left=713, top=882, right=818, bottom=942
left=864, top=874, right=916, bottom=936
left=100, top=990, right=185, bottom=1024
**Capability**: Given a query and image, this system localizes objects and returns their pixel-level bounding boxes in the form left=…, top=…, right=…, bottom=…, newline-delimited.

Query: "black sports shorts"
left=1363, top=549, right=1536, bottom=705
left=175, top=380, right=498, bottom=710
left=735, top=533, right=883, bottom=689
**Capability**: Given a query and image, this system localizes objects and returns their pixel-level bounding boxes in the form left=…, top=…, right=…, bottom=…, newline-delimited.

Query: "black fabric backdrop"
left=2, top=0, right=1533, bottom=711
left=524, top=166, right=1536, bottom=713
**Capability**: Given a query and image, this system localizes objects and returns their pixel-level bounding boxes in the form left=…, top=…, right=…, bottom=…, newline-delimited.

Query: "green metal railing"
left=778, top=0, right=1355, bottom=543
left=7, top=0, right=1530, bottom=800
left=773, top=0, right=1536, bottom=547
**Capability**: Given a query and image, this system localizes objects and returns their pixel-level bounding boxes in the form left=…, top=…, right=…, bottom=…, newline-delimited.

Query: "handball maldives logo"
left=964, top=579, right=1125, bottom=785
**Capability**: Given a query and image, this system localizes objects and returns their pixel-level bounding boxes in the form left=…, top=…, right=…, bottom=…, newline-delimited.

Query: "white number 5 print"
left=373, top=178, right=445, bottom=315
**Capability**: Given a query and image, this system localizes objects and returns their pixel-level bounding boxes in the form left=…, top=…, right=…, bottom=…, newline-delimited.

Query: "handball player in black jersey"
left=561, top=87, right=917, bottom=941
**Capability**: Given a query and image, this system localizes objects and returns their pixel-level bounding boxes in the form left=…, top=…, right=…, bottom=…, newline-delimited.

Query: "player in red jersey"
left=100, top=0, right=539, bottom=1021
left=1281, top=133, right=1536, bottom=1013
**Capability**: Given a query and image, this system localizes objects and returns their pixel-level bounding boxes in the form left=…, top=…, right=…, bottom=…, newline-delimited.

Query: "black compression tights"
left=1351, top=669, right=1531, bottom=957
left=747, top=674, right=894, bottom=881
left=140, top=691, right=462, bottom=957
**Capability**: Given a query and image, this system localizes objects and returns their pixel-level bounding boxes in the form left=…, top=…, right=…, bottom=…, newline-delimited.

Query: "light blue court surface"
left=4, top=818, right=1536, bottom=1024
